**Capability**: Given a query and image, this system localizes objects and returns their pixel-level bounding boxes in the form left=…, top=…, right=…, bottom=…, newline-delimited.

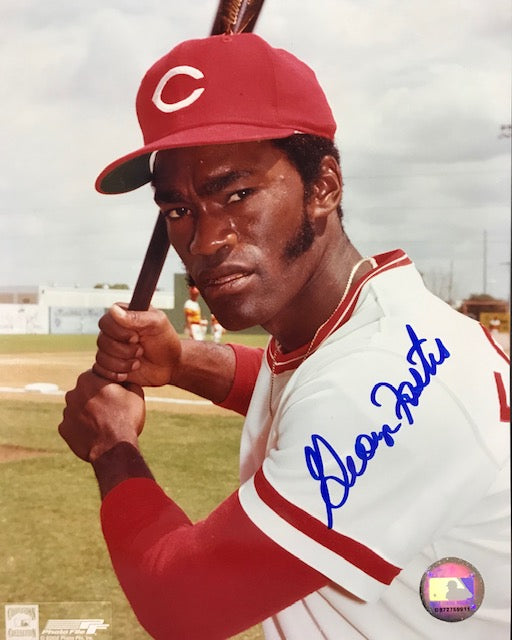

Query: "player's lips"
left=198, top=267, right=255, bottom=295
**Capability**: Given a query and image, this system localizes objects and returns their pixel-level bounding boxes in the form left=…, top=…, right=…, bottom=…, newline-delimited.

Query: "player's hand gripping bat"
left=127, top=0, right=266, bottom=311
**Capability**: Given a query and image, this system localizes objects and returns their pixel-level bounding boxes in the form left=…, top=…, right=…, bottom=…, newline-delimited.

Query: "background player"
left=183, top=284, right=207, bottom=340
left=210, top=313, right=225, bottom=343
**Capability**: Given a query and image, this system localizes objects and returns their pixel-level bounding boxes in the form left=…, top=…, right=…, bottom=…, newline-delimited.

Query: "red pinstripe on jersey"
left=253, top=468, right=401, bottom=585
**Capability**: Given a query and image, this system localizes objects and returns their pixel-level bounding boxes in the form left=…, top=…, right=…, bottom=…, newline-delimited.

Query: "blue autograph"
left=304, top=324, right=450, bottom=529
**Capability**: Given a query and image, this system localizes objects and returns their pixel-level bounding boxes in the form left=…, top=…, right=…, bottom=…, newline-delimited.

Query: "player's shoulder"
left=291, top=304, right=507, bottom=399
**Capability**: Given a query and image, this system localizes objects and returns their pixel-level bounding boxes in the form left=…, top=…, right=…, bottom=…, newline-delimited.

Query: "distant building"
left=0, top=286, right=38, bottom=304
left=0, top=285, right=173, bottom=334
left=458, top=296, right=509, bottom=325
left=458, top=296, right=510, bottom=355
left=1, top=277, right=267, bottom=336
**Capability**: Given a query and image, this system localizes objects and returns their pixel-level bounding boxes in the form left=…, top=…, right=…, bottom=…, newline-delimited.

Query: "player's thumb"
left=110, top=303, right=158, bottom=333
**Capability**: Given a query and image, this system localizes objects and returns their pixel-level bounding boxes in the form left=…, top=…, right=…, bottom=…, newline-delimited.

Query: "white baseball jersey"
left=184, top=298, right=201, bottom=322
left=238, top=249, right=510, bottom=639
left=184, top=299, right=206, bottom=340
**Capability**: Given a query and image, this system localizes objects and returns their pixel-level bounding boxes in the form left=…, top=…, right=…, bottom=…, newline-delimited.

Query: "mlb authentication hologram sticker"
left=419, top=557, right=485, bottom=622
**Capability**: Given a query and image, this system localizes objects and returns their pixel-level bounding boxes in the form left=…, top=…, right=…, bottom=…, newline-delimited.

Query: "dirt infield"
left=0, top=351, right=232, bottom=416
left=0, top=349, right=234, bottom=463
left=0, top=444, right=55, bottom=463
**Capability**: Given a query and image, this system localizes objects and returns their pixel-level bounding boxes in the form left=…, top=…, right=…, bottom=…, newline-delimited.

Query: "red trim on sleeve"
left=253, top=468, right=401, bottom=586
left=100, top=478, right=327, bottom=640
left=216, top=343, right=264, bottom=415
left=481, top=325, right=510, bottom=364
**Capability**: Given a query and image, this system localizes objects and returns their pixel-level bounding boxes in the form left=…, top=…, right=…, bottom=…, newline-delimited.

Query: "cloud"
left=1, top=0, right=510, bottom=301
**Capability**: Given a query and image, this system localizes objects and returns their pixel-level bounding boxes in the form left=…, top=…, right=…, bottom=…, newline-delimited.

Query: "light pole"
left=483, top=230, right=487, bottom=294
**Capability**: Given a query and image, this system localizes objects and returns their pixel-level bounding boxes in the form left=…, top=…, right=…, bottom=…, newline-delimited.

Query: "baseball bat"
left=128, top=0, right=266, bottom=311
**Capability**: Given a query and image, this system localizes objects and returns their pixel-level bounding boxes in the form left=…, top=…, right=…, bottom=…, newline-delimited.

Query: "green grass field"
left=0, top=334, right=268, bottom=639
left=0, top=332, right=269, bottom=354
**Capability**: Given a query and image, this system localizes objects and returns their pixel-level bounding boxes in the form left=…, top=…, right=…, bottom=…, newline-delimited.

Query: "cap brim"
left=95, top=124, right=301, bottom=194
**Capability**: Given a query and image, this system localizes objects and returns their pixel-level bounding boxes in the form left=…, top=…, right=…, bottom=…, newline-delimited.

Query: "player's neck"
left=269, top=239, right=372, bottom=354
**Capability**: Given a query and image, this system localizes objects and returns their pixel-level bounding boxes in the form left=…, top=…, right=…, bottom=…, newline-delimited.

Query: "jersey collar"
left=266, top=249, right=412, bottom=374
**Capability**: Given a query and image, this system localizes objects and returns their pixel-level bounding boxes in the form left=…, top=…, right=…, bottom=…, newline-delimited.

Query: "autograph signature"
left=304, top=324, right=450, bottom=529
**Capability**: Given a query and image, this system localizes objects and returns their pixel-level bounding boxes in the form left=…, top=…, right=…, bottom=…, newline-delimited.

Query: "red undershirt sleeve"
left=100, top=477, right=327, bottom=640
left=216, top=344, right=264, bottom=416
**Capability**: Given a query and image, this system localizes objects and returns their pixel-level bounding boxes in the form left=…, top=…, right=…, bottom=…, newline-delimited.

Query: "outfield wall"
left=0, top=304, right=48, bottom=334
left=50, top=307, right=105, bottom=334
left=0, top=286, right=175, bottom=335
left=0, top=282, right=267, bottom=335
left=0, top=304, right=103, bottom=334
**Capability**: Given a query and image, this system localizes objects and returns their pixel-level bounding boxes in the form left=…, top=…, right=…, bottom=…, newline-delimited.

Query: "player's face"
left=153, top=141, right=328, bottom=335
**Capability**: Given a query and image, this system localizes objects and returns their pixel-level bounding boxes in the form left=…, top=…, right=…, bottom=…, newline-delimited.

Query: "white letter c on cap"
left=152, top=65, right=205, bottom=113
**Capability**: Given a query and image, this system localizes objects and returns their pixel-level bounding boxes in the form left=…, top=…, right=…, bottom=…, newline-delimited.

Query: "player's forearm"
left=170, top=340, right=236, bottom=404
left=92, top=442, right=154, bottom=500
left=100, top=480, right=327, bottom=640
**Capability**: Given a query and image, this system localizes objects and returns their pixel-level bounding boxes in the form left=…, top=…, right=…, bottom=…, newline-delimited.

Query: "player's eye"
left=164, top=206, right=191, bottom=220
left=227, top=188, right=253, bottom=204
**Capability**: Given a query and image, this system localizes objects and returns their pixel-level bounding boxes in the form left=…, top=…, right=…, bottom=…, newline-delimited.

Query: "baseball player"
left=184, top=284, right=207, bottom=340
left=59, top=34, right=510, bottom=640
left=210, top=314, right=225, bottom=343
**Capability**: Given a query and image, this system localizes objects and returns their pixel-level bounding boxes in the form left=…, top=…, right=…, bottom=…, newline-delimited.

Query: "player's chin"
left=209, top=312, right=258, bottom=333
left=207, top=298, right=269, bottom=333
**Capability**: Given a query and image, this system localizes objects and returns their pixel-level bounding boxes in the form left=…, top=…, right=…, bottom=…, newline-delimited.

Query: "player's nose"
left=189, top=211, right=238, bottom=256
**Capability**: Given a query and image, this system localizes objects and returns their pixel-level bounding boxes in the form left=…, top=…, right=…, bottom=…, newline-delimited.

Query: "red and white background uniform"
left=237, top=249, right=510, bottom=639
left=184, top=299, right=207, bottom=340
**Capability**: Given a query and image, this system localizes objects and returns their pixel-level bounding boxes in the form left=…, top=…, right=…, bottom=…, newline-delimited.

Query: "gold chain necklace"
left=268, top=257, right=373, bottom=417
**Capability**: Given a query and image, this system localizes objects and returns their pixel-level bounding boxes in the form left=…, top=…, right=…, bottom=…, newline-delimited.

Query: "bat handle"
left=211, top=0, right=265, bottom=34
left=128, top=212, right=171, bottom=311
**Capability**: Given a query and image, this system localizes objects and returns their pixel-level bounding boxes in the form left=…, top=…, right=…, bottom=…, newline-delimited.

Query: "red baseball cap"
left=95, top=33, right=337, bottom=194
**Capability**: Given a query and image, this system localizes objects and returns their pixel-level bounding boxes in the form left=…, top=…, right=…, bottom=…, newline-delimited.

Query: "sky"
left=1, top=0, right=510, bottom=304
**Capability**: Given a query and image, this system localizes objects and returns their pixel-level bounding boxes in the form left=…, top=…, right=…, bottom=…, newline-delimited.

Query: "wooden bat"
left=128, top=0, right=266, bottom=311
left=211, top=0, right=266, bottom=35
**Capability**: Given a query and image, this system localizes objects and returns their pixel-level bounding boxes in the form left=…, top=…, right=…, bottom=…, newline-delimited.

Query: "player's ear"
left=308, top=156, right=342, bottom=220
